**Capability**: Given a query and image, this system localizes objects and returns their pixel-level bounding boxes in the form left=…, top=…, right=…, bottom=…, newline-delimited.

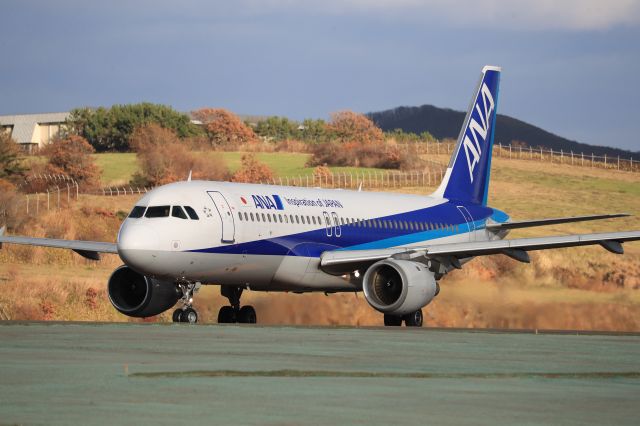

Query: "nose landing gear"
left=218, top=286, right=257, bottom=324
left=172, top=281, right=201, bottom=324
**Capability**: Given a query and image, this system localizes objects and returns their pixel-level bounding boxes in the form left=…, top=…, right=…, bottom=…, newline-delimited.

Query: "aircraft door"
left=331, top=212, right=342, bottom=237
left=322, top=211, right=332, bottom=237
left=456, top=205, right=475, bottom=242
left=207, top=191, right=236, bottom=243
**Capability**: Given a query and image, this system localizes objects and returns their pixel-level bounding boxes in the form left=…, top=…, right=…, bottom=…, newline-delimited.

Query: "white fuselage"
left=116, top=181, right=506, bottom=292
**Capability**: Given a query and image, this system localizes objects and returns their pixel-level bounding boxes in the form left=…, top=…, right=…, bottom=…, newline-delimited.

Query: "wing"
left=320, top=230, right=640, bottom=275
left=486, top=213, right=630, bottom=231
left=0, top=226, right=117, bottom=261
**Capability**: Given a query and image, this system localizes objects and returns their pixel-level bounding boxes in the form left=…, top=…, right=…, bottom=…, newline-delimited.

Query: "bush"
left=191, top=108, right=257, bottom=146
left=327, top=111, right=384, bottom=144
left=0, top=133, right=26, bottom=182
left=42, top=135, right=101, bottom=189
left=307, top=140, right=425, bottom=170
left=231, top=153, right=274, bottom=183
left=130, top=123, right=228, bottom=186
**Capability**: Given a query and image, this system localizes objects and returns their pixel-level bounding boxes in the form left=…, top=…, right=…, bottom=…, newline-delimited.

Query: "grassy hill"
left=1, top=152, right=639, bottom=330
left=94, top=152, right=388, bottom=187
left=368, top=104, right=639, bottom=158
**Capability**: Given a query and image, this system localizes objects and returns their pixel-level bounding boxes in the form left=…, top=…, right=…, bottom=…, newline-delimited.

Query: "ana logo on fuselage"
left=252, top=194, right=284, bottom=210
left=462, top=82, right=495, bottom=183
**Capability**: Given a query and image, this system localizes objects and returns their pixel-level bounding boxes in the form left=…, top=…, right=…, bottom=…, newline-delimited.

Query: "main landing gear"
left=384, top=309, right=423, bottom=327
left=172, top=282, right=201, bottom=324
left=218, top=286, right=257, bottom=324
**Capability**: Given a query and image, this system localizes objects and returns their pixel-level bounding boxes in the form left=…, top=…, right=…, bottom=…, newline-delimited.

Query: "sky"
left=1, top=0, right=639, bottom=151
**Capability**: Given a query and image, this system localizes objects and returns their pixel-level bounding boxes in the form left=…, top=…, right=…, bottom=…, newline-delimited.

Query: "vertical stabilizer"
left=432, top=65, right=501, bottom=205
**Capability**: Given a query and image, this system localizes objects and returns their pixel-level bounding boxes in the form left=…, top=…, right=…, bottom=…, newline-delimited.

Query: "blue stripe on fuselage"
left=187, top=202, right=504, bottom=258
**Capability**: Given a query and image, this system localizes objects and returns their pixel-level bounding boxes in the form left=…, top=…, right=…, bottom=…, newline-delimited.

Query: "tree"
left=191, top=108, right=257, bottom=146
left=43, top=135, right=100, bottom=188
left=326, top=110, right=384, bottom=144
left=0, top=133, right=26, bottom=181
left=130, top=123, right=228, bottom=186
left=66, top=103, right=201, bottom=152
left=231, top=153, right=274, bottom=183
left=299, top=119, right=327, bottom=143
left=254, top=116, right=298, bottom=141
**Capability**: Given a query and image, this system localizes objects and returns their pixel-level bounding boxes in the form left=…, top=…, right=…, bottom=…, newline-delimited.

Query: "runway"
left=1, top=323, right=638, bottom=425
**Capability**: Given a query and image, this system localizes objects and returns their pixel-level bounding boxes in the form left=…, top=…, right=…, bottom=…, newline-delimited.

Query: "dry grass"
left=0, top=155, right=639, bottom=330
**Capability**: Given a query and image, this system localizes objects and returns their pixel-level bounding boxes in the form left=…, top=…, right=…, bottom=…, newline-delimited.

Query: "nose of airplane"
left=117, top=223, right=160, bottom=272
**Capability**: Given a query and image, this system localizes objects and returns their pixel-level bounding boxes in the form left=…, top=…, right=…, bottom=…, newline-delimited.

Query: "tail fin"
left=433, top=65, right=501, bottom=205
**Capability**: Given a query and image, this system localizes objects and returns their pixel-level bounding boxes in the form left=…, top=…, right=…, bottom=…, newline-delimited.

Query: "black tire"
left=238, top=306, right=257, bottom=324
left=384, top=314, right=403, bottom=326
left=182, top=307, right=198, bottom=324
left=404, top=309, right=423, bottom=327
left=172, top=309, right=183, bottom=323
left=218, top=306, right=236, bottom=323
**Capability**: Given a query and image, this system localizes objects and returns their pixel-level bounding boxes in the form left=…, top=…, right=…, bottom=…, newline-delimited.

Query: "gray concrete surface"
left=0, top=322, right=639, bottom=425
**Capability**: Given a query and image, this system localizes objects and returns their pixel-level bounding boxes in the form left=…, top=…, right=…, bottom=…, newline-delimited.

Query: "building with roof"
left=0, top=112, right=70, bottom=151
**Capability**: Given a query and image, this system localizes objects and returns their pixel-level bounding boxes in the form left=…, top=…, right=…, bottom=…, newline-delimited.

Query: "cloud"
left=249, top=0, right=640, bottom=31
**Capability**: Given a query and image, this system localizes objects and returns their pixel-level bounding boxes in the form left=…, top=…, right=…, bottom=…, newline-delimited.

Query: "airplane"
left=1, top=65, right=639, bottom=327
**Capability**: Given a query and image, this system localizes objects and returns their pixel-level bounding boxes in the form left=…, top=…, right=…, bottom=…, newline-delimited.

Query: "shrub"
left=191, top=108, right=257, bottom=146
left=130, top=123, right=228, bottom=186
left=42, top=135, right=101, bottom=189
left=327, top=111, right=384, bottom=144
left=0, top=132, right=26, bottom=182
left=307, top=140, right=425, bottom=170
left=231, top=153, right=274, bottom=183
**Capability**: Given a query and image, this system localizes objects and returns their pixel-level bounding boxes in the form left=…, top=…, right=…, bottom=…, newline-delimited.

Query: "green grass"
left=93, top=153, right=138, bottom=186
left=94, top=151, right=388, bottom=185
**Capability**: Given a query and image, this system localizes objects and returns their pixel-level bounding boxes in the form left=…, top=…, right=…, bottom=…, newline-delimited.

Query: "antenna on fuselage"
left=187, top=170, right=192, bottom=182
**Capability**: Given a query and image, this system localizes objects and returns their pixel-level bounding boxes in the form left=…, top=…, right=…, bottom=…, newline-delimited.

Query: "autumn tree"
left=326, top=110, right=384, bottom=144
left=0, top=133, right=26, bottom=182
left=191, top=108, right=257, bottom=146
left=130, top=123, right=228, bottom=186
left=231, top=153, right=274, bottom=183
left=43, top=135, right=100, bottom=188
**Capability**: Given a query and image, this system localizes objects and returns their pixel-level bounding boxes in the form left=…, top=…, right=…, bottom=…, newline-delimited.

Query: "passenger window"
left=301, top=216, right=306, bottom=224
left=279, top=214, right=283, bottom=223
left=172, top=206, right=188, bottom=220
left=128, top=206, right=146, bottom=218
left=312, top=216, right=317, bottom=225
left=244, top=212, right=249, bottom=221
left=145, top=206, right=170, bottom=218
left=237, top=212, right=243, bottom=221
left=267, top=214, right=271, bottom=222
left=250, top=212, right=255, bottom=221
left=256, top=214, right=261, bottom=222
left=262, top=213, right=266, bottom=222
left=184, top=206, right=199, bottom=220
left=295, top=216, right=300, bottom=224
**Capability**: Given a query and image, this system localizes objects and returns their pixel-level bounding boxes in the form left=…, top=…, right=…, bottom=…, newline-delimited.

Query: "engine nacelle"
left=108, top=266, right=180, bottom=318
left=362, top=259, right=438, bottom=316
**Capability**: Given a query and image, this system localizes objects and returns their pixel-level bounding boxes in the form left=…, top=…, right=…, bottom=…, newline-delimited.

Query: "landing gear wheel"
left=182, top=307, right=198, bottom=324
left=218, top=306, right=236, bottom=324
left=172, top=309, right=183, bottom=323
left=404, top=309, right=423, bottom=327
left=238, top=306, right=257, bottom=324
left=384, top=314, right=403, bottom=326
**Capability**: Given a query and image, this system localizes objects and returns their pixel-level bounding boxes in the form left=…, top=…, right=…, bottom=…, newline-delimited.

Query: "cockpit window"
left=128, top=206, right=146, bottom=219
left=145, top=206, right=170, bottom=218
left=172, top=206, right=188, bottom=219
left=184, top=206, right=199, bottom=220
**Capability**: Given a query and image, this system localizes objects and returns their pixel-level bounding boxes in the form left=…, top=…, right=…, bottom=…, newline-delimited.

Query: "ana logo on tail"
left=463, top=83, right=495, bottom=182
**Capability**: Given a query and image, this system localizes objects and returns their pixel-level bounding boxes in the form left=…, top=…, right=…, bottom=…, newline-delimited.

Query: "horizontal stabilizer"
left=486, top=213, right=631, bottom=231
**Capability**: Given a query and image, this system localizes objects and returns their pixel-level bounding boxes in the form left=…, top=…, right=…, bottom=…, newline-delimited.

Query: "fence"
left=412, top=141, right=639, bottom=173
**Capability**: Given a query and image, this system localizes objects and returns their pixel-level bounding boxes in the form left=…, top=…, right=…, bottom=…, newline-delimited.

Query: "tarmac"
left=0, top=322, right=639, bottom=425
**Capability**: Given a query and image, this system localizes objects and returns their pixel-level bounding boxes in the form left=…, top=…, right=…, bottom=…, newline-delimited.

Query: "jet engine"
left=108, top=266, right=180, bottom=318
left=362, top=259, right=438, bottom=316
